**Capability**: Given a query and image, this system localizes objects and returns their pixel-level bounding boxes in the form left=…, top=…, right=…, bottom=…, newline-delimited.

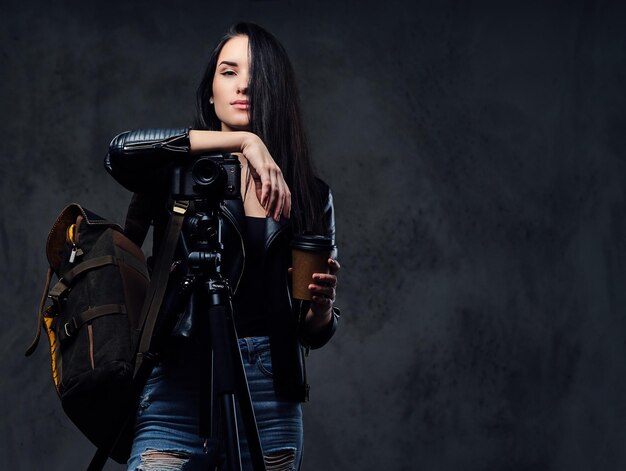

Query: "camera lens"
left=192, top=157, right=220, bottom=186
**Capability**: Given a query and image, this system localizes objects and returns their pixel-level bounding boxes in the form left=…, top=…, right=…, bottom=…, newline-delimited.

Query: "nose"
left=237, top=75, right=249, bottom=94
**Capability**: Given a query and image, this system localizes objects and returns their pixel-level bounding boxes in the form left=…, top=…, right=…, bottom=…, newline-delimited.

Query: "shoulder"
left=314, top=177, right=330, bottom=193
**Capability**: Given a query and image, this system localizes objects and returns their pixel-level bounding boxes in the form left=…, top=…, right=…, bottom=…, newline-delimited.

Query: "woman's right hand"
left=240, top=133, right=291, bottom=221
left=189, top=130, right=291, bottom=221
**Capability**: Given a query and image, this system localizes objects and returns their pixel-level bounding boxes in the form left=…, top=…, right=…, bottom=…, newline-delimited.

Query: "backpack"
left=25, top=203, right=150, bottom=462
left=26, top=200, right=190, bottom=469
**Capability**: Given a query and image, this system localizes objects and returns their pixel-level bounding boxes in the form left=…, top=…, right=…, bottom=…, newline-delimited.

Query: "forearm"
left=300, top=304, right=340, bottom=349
left=304, top=307, right=333, bottom=334
left=189, top=130, right=254, bottom=155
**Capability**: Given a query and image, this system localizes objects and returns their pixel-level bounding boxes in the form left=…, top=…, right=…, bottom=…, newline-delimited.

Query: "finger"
left=309, top=284, right=335, bottom=300
left=256, top=185, right=264, bottom=207
left=328, top=258, right=340, bottom=275
left=250, top=167, right=264, bottom=205
left=312, top=273, right=337, bottom=287
left=266, top=169, right=279, bottom=217
left=273, top=174, right=285, bottom=221
left=258, top=165, right=271, bottom=208
left=275, top=194, right=285, bottom=222
left=283, top=185, right=292, bottom=219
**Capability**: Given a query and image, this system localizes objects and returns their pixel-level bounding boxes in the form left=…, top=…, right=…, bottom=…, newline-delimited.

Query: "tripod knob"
left=188, top=251, right=221, bottom=273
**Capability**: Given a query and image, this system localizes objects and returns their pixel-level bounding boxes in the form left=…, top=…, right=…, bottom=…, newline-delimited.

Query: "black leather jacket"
left=105, top=128, right=339, bottom=401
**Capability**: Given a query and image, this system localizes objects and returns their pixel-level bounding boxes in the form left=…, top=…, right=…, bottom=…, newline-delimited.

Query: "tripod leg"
left=205, top=291, right=267, bottom=471
left=220, top=394, right=240, bottom=471
left=231, top=337, right=267, bottom=471
left=208, top=302, right=242, bottom=471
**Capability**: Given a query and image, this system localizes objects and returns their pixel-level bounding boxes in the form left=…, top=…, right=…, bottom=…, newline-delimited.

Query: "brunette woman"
left=105, top=22, right=340, bottom=471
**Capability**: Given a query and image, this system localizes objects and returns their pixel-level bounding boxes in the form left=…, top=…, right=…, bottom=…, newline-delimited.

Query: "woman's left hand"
left=305, top=258, right=340, bottom=331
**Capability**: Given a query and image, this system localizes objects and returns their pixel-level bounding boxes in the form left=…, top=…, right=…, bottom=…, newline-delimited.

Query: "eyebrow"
left=218, top=61, right=238, bottom=67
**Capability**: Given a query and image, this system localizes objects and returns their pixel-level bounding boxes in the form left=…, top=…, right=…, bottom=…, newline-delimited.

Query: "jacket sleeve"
left=299, top=183, right=341, bottom=349
left=104, top=128, right=190, bottom=193
left=324, top=186, right=337, bottom=259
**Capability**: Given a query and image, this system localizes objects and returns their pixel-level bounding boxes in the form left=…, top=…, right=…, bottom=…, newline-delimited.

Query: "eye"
left=221, top=69, right=236, bottom=76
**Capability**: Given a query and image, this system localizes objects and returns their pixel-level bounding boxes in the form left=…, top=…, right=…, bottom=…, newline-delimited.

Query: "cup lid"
left=291, top=233, right=335, bottom=251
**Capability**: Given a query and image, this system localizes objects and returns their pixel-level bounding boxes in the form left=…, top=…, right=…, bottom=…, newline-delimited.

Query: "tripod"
left=173, top=198, right=267, bottom=471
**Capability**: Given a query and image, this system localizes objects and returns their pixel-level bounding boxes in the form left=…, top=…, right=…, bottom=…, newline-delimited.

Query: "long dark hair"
left=196, top=22, right=325, bottom=234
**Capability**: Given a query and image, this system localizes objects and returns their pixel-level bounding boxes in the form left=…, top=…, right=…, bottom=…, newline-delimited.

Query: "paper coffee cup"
left=291, top=234, right=335, bottom=301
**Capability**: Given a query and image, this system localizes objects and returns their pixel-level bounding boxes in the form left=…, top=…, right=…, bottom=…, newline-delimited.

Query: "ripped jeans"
left=127, top=336, right=303, bottom=471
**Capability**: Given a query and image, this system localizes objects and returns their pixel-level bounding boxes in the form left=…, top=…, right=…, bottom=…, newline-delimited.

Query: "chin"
left=225, top=123, right=251, bottom=132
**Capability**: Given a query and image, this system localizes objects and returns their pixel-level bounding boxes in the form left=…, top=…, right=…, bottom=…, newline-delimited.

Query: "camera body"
left=171, top=153, right=241, bottom=200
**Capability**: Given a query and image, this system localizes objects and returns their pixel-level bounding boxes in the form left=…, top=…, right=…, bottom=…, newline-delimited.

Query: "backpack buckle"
left=63, top=318, right=78, bottom=338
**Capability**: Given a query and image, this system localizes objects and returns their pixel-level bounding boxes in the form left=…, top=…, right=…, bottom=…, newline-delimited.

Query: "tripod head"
left=171, top=151, right=241, bottom=275
left=167, top=152, right=242, bottom=338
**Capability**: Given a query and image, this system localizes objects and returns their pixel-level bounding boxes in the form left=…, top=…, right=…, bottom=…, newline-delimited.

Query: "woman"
left=105, top=22, right=340, bottom=470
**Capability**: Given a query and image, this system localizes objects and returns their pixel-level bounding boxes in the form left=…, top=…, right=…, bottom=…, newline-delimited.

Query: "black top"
left=232, top=216, right=269, bottom=337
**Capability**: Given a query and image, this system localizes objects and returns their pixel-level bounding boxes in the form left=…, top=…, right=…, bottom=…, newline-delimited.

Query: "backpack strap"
left=88, top=199, right=190, bottom=471
left=114, top=244, right=150, bottom=279
left=48, top=256, right=119, bottom=300
left=49, top=246, right=149, bottom=301
left=133, top=199, right=190, bottom=377
left=57, top=304, right=127, bottom=342
left=25, top=267, right=53, bottom=357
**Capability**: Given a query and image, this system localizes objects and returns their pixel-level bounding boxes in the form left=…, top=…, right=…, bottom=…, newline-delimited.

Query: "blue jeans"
left=127, top=336, right=303, bottom=470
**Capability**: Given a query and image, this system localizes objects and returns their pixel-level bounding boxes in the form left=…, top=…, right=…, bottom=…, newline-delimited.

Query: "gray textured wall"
left=2, top=1, right=625, bottom=470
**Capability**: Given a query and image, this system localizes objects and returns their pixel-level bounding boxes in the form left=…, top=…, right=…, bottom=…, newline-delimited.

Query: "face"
left=212, top=35, right=251, bottom=132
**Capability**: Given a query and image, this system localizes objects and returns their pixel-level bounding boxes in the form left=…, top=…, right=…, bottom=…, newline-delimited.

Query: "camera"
left=171, top=153, right=241, bottom=200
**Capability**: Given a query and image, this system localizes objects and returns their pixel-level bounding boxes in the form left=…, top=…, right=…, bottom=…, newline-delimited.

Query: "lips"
left=231, top=100, right=249, bottom=110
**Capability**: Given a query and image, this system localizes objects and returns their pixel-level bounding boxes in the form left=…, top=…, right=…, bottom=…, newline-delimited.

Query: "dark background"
left=2, top=0, right=626, bottom=470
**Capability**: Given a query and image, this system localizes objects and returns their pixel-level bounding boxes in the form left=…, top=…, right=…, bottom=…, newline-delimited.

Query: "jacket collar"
left=265, top=215, right=290, bottom=250
left=221, top=198, right=245, bottom=236
left=221, top=199, right=290, bottom=250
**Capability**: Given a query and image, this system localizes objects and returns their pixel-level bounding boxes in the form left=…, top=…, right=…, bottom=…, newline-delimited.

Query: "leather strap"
left=25, top=267, right=53, bottom=357
left=113, top=245, right=150, bottom=280
left=133, top=199, right=189, bottom=377
left=57, top=304, right=127, bottom=342
left=48, top=256, right=118, bottom=300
